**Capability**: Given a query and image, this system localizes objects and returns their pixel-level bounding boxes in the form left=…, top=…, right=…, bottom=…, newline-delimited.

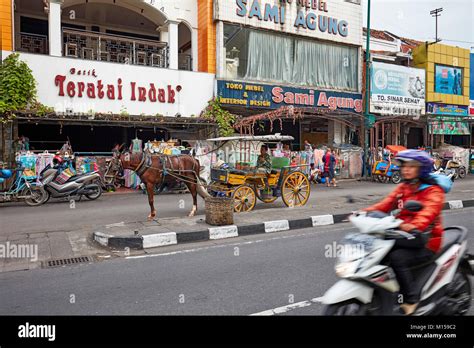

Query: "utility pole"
left=363, top=0, right=373, bottom=178
left=430, top=8, right=443, bottom=42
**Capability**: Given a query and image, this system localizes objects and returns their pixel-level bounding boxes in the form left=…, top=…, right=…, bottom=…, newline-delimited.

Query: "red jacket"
left=365, top=183, right=445, bottom=253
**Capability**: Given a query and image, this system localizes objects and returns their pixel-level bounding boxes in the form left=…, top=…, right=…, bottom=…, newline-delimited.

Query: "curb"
left=93, top=199, right=474, bottom=250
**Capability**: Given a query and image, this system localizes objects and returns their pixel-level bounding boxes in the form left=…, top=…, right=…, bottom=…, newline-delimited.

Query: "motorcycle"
left=319, top=201, right=473, bottom=315
left=434, top=167, right=456, bottom=182
left=433, top=154, right=466, bottom=180
left=39, top=164, right=102, bottom=202
left=0, top=165, right=47, bottom=206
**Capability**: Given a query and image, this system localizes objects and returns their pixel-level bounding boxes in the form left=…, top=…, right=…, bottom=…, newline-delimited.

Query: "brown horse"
left=118, top=150, right=209, bottom=220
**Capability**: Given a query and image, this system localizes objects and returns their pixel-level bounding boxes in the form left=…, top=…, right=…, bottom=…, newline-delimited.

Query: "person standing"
left=323, top=148, right=337, bottom=187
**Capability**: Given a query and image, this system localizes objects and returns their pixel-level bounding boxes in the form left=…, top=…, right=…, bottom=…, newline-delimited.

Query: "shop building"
left=0, top=0, right=216, bottom=163
left=363, top=29, right=426, bottom=149
left=412, top=43, right=471, bottom=148
left=210, top=0, right=364, bottom=149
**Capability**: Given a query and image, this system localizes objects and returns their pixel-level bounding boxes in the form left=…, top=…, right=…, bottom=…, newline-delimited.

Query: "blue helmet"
left=0, top=169, right=13, bottom=179
left=393, top=150, right=434, bottom=178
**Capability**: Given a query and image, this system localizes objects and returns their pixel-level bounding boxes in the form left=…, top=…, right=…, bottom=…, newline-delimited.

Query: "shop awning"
left=233, top=106, right=364, bottom=134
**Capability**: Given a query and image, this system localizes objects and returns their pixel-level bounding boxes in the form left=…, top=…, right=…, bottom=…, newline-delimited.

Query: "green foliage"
left=203, top=98, right=236, bottom=137
left=0, top=53, right=52, bottom=123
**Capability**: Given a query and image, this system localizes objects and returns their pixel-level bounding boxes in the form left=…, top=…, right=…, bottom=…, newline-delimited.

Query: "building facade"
left=363, top=29, right=426, bottom=149
left=211, top=0, right=364, bottom=149
left=413, top=43, right=471, bottom=148
left=0, top=0, right=216, bottom=162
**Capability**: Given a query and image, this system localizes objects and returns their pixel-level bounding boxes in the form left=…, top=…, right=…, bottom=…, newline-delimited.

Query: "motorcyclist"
left=363, top=150, right=452, bottom=315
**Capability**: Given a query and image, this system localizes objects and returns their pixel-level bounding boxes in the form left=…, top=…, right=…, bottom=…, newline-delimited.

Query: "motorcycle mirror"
left=403, top=200, right=424, bottom=212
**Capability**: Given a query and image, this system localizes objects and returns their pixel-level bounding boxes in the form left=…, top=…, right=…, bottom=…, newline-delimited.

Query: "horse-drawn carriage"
left=205, top=135, right=311, bottom=212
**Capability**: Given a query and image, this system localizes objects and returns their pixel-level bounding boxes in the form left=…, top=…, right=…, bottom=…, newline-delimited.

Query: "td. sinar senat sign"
left=214, top=0, right=363, bottom=46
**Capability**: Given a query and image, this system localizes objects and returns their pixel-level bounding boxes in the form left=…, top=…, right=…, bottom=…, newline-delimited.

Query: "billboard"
left=217, top=80, right=363, bottom=113
left=435, top=65, right=463, bottom=95
left=429, top=118, right=470, bottom=135
left=370, top=62, right=425, bottom=116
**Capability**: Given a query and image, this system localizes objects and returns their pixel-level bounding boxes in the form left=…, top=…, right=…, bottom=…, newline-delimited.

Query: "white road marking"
left=209, top=225, right=238, bottom=240
left=143, top=232, right=177, bottom=248
left=105, top=222, right=125, bottom=228
left=250, top=297, right=322, bottom=316
left=264, top=220, right=290, bottom=233
left=311, top=215, right=334, bottom=226
left=448, top=200, right=463, bottom=209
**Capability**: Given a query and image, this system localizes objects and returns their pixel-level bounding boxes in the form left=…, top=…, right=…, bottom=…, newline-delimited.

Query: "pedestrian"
left=309, top=163, right=320, bottom=184
left=323, top=148, right=337, bottom=187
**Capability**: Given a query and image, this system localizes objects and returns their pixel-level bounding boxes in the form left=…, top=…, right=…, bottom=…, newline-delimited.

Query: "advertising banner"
left=426, top=103, right=468, bottom=117
left=435, top=65, right=463, bottom=95
left=370, top=62, right=425, bottom=116
left=217, top=80, right=363, bottom=113
left=429, top=118, right=470, bottom=135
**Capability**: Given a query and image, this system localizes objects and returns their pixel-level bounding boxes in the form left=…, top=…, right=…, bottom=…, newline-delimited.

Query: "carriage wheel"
left=281, top=171, right=310, bottom=208
left=254, top=184, right=278, bottom=203
left=232, top=185, right=256, bottom=212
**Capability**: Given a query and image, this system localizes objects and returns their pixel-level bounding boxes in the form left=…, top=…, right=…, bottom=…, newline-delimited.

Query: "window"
left=223, top=24, right=359, bottom=92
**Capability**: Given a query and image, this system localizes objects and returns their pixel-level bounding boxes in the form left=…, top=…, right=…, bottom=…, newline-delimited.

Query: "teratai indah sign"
left=214, top=0, right=363, bottom=46
left=6, top=52, right=214, bottom=117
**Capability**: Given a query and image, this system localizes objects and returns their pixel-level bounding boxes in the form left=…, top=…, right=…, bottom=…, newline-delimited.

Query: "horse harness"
left=133, top=153, right=199, bottom=183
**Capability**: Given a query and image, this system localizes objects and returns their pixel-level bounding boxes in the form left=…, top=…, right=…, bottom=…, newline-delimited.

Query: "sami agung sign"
left=214, top=0, right=362, bottom=46
left=217, top=80, right=363, bottom=113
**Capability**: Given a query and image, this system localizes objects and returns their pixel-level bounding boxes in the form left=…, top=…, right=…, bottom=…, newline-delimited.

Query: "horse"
left=116, top=149, right=209, bottom=220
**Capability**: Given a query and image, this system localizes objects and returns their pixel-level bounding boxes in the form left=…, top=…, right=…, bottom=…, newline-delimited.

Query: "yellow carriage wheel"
left=281, top=171, right=310, bottom=207
left=254, top=184, right=278, bottom=203
left=232, top=185, right=256, bottom=212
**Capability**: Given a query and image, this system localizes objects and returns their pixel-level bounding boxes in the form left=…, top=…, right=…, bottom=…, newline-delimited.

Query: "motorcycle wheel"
left=458, top=167, right=466, bottom=179
left=85, top=184, right=102, bottom=200
left=447, top=269, right=471, bottom=315
left=323, top=300, right=372, bottom=315
left=391, top=172, right=402, bottom=184
left=21, top=186, right=47, bottom=206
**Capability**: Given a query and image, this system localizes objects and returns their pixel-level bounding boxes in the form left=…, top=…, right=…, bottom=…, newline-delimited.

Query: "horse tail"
left=193, top=158, right=210, bottom=198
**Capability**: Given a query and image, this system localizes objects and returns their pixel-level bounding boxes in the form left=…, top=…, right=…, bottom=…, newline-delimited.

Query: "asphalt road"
left=0, top=207, right=472, bottom=315
left=1, top=177, right=474, bottom=236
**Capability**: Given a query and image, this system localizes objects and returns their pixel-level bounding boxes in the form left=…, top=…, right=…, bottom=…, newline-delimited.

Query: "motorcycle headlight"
left=335, top=260, right=360, bottom=278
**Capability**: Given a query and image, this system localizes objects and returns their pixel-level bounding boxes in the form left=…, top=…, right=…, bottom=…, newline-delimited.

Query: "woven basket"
left=205, top=197, right=234, bottom=226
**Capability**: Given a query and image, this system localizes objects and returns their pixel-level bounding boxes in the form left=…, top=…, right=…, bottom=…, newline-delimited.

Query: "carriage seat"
left=271, top=157, right=290, bottom=174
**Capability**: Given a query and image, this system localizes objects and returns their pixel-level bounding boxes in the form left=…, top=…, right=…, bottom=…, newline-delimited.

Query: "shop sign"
left=8, top=52, right=214, bottom=117
left=429, top=117, right=470, bottom=135
left=214, top=0, right=362, bottom=46
left=435, top=65, right=463, bottom=96
left=217, top=80, right=363, bottom=113
left=470, top=101, right=474, bottom=116
left=426, top=103, right=468, bottom=117
left=370, top=62, right=425, bottom=116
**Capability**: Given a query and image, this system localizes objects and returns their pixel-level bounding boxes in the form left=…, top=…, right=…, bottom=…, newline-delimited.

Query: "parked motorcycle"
left=434, top=167, right=456, bottom=182
left=433, top=154, right=466, bottom=179
left=319, top=201, right=473, bottom=315
left=0, top=166, right=47, bottom=206
left=372, top=160, right=401, bottom=184
left=39, top=164, right=102, bottom=202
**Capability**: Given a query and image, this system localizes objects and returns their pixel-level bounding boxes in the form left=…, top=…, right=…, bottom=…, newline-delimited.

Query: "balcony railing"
left=178, top=53, right=192, bottom=71
left=18, top=32, right=49, bottom=55
left=62, top=29, right=169, bottom=68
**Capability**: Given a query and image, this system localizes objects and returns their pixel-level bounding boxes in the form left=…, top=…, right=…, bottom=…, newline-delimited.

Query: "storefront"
left=1, top=51, right=215, bottom=159
left=413, top=43, right=471, bottom=149
left=369, top=62, right=427, bottom=148
left=213, top=0, right=363, bottom=149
